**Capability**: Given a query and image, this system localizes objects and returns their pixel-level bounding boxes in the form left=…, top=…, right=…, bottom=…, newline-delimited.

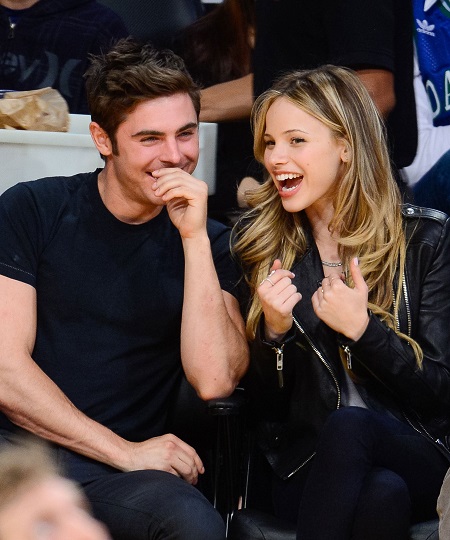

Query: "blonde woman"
left=233, top=65, right=450, bottom=539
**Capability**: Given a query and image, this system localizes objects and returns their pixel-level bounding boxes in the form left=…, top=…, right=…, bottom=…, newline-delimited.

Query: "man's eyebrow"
left=132, top=122, right=198, bottom=138
left=177, top=122, right=198, bottom=133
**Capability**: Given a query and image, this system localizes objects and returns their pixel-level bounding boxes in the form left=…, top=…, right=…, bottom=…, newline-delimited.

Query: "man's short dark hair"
left=84, top=38, right=201, bottom=152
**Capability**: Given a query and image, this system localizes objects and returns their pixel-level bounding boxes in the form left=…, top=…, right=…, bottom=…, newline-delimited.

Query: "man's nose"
left=159, top=139, right=182, bottom=165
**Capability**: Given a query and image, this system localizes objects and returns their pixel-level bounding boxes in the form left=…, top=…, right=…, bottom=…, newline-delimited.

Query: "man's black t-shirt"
left=0, top=171, right=241, bottom=482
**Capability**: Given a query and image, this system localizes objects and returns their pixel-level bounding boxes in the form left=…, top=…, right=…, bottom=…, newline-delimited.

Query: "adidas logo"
left=416, top=19, right=436, bottom=36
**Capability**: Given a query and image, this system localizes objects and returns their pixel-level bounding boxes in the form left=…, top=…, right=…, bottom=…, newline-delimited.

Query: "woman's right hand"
left=257, top=259, right=302, bottom=342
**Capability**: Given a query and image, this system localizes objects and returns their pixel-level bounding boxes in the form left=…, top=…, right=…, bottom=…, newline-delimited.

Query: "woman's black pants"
left=272, top=407, right=449, bottom=540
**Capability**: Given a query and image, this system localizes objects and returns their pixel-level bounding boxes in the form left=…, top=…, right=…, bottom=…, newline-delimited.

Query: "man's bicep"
left=0, top=274, right=37, bottom=356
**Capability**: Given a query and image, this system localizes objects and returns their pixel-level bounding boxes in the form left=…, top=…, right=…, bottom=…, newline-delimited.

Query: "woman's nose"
left=266, top=143, right=288, bottom=166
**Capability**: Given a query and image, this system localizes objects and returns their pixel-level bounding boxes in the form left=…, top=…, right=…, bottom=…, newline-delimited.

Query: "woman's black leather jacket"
left=246, top=204, right=450, bottom=480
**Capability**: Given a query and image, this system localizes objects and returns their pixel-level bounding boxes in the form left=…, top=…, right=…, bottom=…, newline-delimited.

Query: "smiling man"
left=0, top=38, right=249, bottom=540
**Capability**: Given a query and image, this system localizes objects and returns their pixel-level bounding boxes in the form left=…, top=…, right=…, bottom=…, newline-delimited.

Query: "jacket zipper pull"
left=272, top=345, right=284, bottom=388
left=8, top=18, right=16, bottom=39
left=342, top=345, right=352, bottom=370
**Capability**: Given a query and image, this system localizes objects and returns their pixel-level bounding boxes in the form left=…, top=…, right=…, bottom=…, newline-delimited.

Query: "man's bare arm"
left=0, top=275, right=206, bottom=483
left=199, top=74, right=254, bottom=123
left=356, top=68, right=396, bottom=119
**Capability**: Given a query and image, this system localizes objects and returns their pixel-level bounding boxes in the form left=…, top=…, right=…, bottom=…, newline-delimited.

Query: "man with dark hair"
left=0, top=38, right=248, bottom=539
left=0, top=0, right=129, bottom=113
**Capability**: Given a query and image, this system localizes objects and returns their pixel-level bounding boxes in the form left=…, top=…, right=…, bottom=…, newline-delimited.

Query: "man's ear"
left=90, top=122, right=112, bottom=156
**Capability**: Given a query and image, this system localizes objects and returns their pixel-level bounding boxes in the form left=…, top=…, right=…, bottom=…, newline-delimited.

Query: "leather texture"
left=228, top=509, right=296, bottom=540
left=246, top=204, right=450, bottom=480
left=230, top=205, right=449, bottom=540
left=409, top=519, right=440, bottom=540
left=228, top=509, right=439, bottom=540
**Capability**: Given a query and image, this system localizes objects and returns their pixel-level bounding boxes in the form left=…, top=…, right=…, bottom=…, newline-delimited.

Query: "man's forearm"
left=0, top=354, right=130, bottom=469
left=180, top=235, right=249, bottom=400
left=356, top=68, right=396, bottom=119
left=199, top=74, right=254, bottom=123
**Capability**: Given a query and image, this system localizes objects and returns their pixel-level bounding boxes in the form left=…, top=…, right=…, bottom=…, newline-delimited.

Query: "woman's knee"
left=353, top=468, right=410, bottom=540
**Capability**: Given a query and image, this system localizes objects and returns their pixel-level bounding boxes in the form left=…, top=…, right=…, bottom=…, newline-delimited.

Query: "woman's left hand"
left=311, top=257, right=370, bottom=341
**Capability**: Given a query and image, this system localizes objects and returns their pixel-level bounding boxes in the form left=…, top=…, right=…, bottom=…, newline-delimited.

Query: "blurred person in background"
left=0, top=0, right=128, bottom=113
left=401, top=0, right=450, bottom=216
left=200, top=0, right=416, bottom=200
left=175, top=0, right=261, bottom=224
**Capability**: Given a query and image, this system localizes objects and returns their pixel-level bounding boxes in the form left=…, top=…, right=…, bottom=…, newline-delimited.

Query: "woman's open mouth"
left=275, top=173, right=303, bottom=193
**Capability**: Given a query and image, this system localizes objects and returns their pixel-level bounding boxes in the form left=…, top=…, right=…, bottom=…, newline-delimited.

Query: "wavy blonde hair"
left=233, top=65, right=422, bottom=365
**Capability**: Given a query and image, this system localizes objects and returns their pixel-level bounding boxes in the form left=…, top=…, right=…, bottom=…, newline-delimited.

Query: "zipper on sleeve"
left=271, top=344, right=284, bottom=388
left=341, top=345, right=352, bottom=370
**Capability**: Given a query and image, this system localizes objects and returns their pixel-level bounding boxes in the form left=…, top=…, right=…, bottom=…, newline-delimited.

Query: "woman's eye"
left=291, top=137, right=304, bottom=144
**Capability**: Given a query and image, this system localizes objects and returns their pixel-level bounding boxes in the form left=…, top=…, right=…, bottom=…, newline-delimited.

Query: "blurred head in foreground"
left=0, top=438, right=111, bottom=540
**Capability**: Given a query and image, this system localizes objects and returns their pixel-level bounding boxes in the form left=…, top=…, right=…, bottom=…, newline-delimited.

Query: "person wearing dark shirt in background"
left=252, top=0, right=416, bottom=175
left=200, top=0, right=416, bottom=196
left=0, top=0, right=129, bottom=113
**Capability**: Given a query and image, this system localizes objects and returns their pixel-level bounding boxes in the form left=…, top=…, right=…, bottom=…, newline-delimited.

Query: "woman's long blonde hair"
left=233, top=65, right=422, bottom=364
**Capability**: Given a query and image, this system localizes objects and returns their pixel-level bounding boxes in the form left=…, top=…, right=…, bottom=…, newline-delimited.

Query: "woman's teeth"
left=275, top=173, right=302, bottom=191
left=276, top=173, right=301, bottom=181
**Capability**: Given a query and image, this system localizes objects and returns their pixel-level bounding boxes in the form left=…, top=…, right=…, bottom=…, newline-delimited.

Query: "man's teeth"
left=276, top=173, right=302, bottom=181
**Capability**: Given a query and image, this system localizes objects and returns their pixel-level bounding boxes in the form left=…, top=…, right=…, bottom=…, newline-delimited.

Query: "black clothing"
left=247, top=204, right=450, bottom=481
left=0, top=171, right=241, bottom=475
left=0, top=170, right=239, bottom=538
left=253, top=0, right=417, bottom=169
left=273, top=408, right=448, bottom=535
left=0, top=0, right=128, bottom=113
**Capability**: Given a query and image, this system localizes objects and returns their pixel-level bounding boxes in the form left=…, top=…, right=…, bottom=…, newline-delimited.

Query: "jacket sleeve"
left=244, top=319, right=297, bottom=420
left=340, top=214, right=450, bottom=418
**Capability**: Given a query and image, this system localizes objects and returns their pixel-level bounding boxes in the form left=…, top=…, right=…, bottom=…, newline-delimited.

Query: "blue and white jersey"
left=414, top=0, right=450, bottom=126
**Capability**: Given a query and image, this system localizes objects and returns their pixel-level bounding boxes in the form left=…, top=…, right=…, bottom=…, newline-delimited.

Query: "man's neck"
left=0, top=0, right=39, bottom=9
